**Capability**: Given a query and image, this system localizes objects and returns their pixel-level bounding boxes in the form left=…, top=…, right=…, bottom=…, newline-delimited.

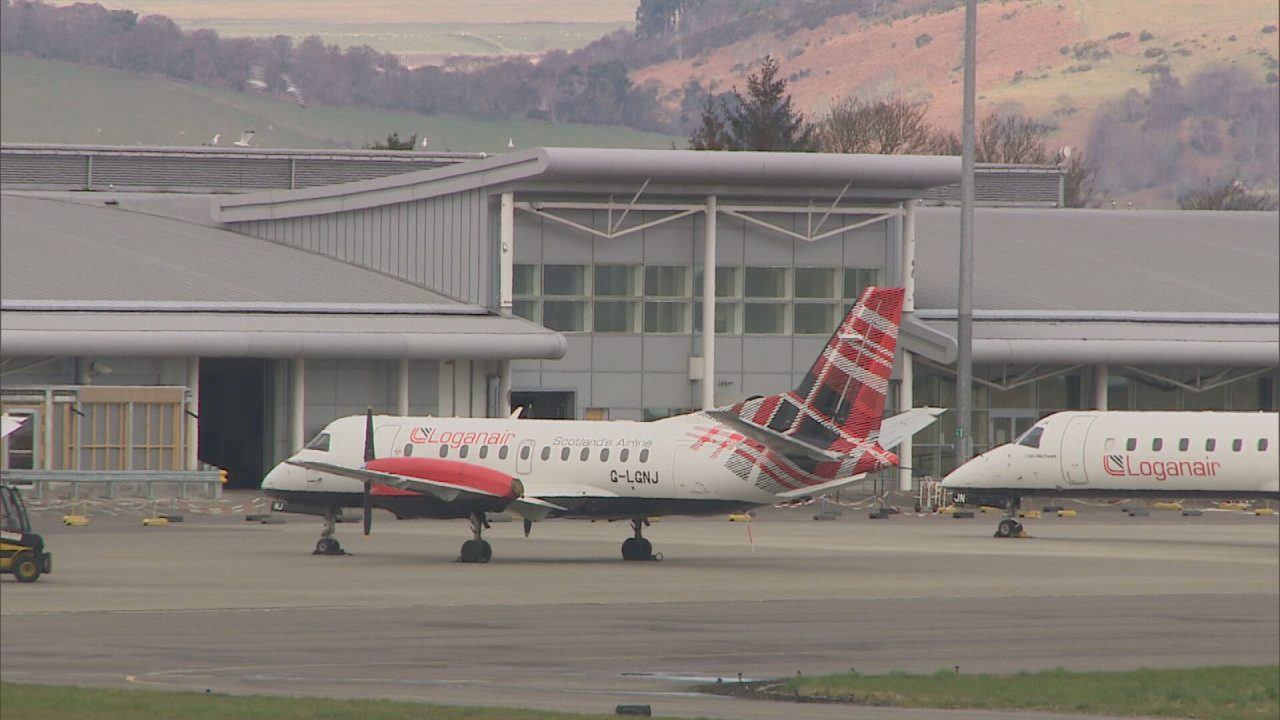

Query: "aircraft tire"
left=314, top=538, right=343, bottom=555
left=996, top=518, right=1020, bottom=538
left=621, top=537, right=643, bottom=561
left=479, top=540, right=493, bottom=563
left=460, top=539, right=485, bottom=563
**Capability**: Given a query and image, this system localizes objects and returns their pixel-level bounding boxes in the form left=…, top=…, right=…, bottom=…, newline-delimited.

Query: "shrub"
left=915, top=33, right=933, bottom=48
left=1139, top=30, right=1154, bottom=41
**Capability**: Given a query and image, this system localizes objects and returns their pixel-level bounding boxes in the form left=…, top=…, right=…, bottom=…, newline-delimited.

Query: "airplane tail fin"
left=720, top=286, right=905, bottom=455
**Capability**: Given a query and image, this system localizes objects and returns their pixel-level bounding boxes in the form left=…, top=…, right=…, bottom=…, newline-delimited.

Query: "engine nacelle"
left=365, top=457, right=522, bottom=501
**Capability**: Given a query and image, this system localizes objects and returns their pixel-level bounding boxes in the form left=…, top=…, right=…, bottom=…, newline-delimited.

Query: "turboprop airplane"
left=942, top=410, right=1279, bottom=537
left=261, top=286, right=943, bottom=562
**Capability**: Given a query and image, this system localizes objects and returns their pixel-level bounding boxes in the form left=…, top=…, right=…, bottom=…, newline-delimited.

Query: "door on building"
left=1, top=408, right=38, bottom=469
left=199, top=359, right=270, bottom=489
left=510, top=391, right=575, bottom=420
left=988, top=410, right=1038, bottom=451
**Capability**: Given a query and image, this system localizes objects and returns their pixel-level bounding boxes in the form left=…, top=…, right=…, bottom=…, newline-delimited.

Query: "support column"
left=701, top=195, right=717, bottom=410
left=498, top=359, right=512, bottom=416
left=290, top=357, right=305, bottom=451
left=499, top=192, right=515, bottom=314
left=185, top=358, right=199, bottom=470
left=1093, top=364, right=1109, bottom=410
left=397, top=358, right=410, bottom=416
left=898, top=199, right=918, bottom=492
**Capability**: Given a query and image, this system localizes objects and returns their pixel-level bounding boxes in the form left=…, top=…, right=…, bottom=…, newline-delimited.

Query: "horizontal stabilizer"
left=877, top=408, right=946, bottom=450
left=774, top=473, right=868, bottom=500
left=704, top=409, right=844, bottom=462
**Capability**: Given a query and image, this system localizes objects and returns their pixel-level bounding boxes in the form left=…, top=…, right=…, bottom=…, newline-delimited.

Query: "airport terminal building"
left=2, top=144, right=1276, bottom=489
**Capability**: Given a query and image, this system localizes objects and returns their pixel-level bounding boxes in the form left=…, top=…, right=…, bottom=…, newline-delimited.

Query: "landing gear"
left=621, top=518, right=659, bottom=561
left=994, top=497, right=1025, bottom=539
left=313, top=508, right=346, bottom=555
left=459, top=513, right=492, bottom=563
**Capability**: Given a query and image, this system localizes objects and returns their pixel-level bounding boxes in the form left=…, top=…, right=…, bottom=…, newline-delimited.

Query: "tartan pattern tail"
left=722, top=286, right=905, bottom=453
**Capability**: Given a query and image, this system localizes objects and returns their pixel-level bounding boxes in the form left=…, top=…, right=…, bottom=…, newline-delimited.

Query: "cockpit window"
left=303, top=433, right=331, bottom=452
left=1016, top=426, right=1044, bottom=449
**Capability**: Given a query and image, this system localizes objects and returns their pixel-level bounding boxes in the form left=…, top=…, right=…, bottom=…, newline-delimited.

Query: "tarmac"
left=1, top=493, right=1277, bottom=719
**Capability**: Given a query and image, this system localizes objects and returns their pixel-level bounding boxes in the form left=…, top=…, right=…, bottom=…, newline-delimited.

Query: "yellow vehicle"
left=1, top=484, right=52, bottom=582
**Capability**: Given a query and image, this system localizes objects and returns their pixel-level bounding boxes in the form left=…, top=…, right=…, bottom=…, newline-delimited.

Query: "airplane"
left=261, top=286, right=943, bottom=562
left=942, top=410, right=1279, bottom=537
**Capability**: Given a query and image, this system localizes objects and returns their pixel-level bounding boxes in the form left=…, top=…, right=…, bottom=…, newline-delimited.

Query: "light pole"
left=956, top=0, right=977, bottom=464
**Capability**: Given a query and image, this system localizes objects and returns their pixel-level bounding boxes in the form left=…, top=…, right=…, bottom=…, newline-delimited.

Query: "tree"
left=976, top=113, right=1050, bottom=163
left=1178, top=180, right=1279, bottom=210
left=1059, top=148, right=1098, bottom=208
left=815, top=97, right=934, bottom=154
left=690, top=55, right=814, bottom=151
left=364, top=132, right=417, bottom=151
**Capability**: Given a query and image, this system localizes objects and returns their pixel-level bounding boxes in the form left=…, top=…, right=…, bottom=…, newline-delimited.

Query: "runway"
left=2, top=498, right=1277, bottom=719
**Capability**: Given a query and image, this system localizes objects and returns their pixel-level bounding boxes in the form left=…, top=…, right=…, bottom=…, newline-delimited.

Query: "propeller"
left=362, top=407, right=375, bottom=536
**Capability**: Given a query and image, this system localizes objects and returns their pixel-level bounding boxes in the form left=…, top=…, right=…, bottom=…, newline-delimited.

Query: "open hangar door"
left=198, top=358, right=273, bottom=489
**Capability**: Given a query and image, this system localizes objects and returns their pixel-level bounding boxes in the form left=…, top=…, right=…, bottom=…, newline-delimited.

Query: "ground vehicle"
left=1, top=484, right=52, bottom=582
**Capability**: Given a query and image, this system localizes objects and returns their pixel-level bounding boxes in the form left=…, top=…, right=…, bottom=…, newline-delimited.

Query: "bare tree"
left=815, top=96, right=933, bottom=154
left=1178, top=180, right=1279, bottom=210
left=977, top=113, right=1050, bottom=163
left=1059, top=147, right=1098, bottom=208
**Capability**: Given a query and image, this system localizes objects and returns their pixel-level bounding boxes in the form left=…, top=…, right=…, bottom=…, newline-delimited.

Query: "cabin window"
left=1232, top=439, right=1243, bottom=451
left=1178, top=438, right=1189, bottom=451
left=478, top=446, right=488, bottom=459
left=639, top=449, right=650, bottom=463
left=540, top=446, right=551, bottom=461
left=439, top=445, right=449, bottom=458
left=561, top=447, right=571, bottom=461
left=1126, top=438, right=1137, bottom=451
left=580, top=448, right=590, bottom=461
left=519, top=445, right=530, bottom=460
left=1151, top=438, right=1163, bottom=451
left=1259, top=438, right=1270, bottom=452
left=620, top=449, right=630, bottom=462
left=1205, top=438, right=1216, bottom=451
left=499, top=446, right=509, bottom=460
left=1017, top=426, right=1044, bottom=449
left=304, top=433, right=331, bottom=452
left=403, top=444, right=414, bottom=457
left=600, top=448, right=610, bottom=462
left=458, top=445, right=469, bottom=459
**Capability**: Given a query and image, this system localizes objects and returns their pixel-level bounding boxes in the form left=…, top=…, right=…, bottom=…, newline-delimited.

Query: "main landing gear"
left=994, top=496, right=1026, bottom=539
left=314, top=507, right=346, bottom=555
left=459, top=512, right=493, bottom=563
left=621, top=517, right=660, bottom=561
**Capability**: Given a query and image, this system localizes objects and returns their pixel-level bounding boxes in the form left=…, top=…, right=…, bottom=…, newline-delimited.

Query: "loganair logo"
left=1102, top=454, right=1221, bottom=481
left=408, top=427, right=516, bottom=447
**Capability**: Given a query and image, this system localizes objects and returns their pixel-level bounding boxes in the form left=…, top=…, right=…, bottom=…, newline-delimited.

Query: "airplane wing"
left=877, top=407, right=946, bottom=450
left=287, top=459, right=568, bottom=513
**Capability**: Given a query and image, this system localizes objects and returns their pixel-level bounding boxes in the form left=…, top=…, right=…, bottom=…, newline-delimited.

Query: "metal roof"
left=0, top=194, right=565, bottom=360
left=1, top=194, right=454, bottom=303
left=913, top=207, right=1280, bottom=313
left=213, top=147, right=962, bottom=222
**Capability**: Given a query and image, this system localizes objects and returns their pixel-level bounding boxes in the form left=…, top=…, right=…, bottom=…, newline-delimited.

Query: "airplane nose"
left=261, top=461, right=293, bottom=491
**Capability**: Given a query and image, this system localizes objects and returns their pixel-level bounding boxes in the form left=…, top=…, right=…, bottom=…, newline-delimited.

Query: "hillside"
left=0, top=53, right=680, bottom=152
left=635, top=1, right=1277, bottom=146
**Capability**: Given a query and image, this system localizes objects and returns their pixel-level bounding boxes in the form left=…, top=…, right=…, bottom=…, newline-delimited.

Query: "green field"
left=0, top=683, right=679, bottom=720
left=764, top=666, right=1280, bottom=719
left=0, top=53, right=680, bottom=152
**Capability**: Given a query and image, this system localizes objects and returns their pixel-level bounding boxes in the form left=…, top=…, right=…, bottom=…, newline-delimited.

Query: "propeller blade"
left=363, top=407, right=375, bottom=536
left=363, top=407, right=376, bottom=464
left=523, top=518, right=533, bottom=537
left=363, top=483, right=373, bottom=536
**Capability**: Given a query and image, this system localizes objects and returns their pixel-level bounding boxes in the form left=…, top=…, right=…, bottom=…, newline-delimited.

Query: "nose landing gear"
left=313, top=507, right=347, bottom=555
left=621, top=517, right=660, bottom=561
left=459, top=512, right=493, bottom=563
left=993, top=497, right=1027, bottom=539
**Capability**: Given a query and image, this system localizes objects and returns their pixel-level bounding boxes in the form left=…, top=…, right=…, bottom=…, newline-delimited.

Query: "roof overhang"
left=916, top=311, right=1280, bottom=366
left=0, top=303, right=567, bottom=360
left=213, top=147, right=962, bottom=223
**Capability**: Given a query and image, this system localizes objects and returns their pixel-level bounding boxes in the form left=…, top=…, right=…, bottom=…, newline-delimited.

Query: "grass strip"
left=0, top=682, right=683, bottom=720
left=759, top=665, right=1279, bottom=719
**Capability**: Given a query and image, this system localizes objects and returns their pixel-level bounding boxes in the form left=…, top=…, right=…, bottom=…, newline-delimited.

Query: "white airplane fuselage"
left=263, top=413, right=786, bottom=519
left=942, top=411, right=1279, bottom=501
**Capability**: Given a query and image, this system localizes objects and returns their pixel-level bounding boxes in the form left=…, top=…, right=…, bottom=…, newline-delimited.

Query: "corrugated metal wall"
left=230, top=190, right=492, bottom=305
